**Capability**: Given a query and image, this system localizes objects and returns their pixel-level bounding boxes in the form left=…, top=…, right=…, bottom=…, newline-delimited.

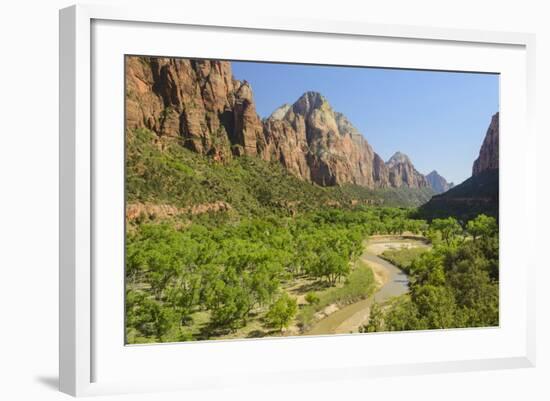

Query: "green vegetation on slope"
left=127, top=128, right=434, bottom=217
left=418, top=169, right=498, bottom=222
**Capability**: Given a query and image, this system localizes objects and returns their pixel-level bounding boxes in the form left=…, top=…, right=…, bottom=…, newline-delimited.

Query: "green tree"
left=408, top=251, right=446, bottom=288
left=430, top=217, right=463, bottom=247
left=126, top=290, right=178, bottom=341
left=412, top=285, right=457, bottom=329
left=316, top=250, right=350, bottom=285
left=266, top=293, right=298, bottom=332
left=466, top=214, right=497, bottom=241
left=447, top=257, right=499, bottom=327
left=207, top=267, right=253, bottom=331
left=362, top=302, right=384, bottom=333
left=384, top=297, right=424, bottom=331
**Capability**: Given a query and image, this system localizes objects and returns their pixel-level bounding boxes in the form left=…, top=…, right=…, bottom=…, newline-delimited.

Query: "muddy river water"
left=306, top=236, right=428, bottom=335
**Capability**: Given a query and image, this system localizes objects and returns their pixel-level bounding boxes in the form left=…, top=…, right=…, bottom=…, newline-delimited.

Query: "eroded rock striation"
left=126, top=56, right=430, bottom=189
left=472, top=112, right=499, bottom=176
left=385, top=152, right=429, bottom=188
left=262, top=92, right=394, bottom=187
left=126, top=56, right=264, bottom=161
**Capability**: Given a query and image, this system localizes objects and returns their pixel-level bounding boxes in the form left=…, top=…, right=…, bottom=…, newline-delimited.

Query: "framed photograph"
left=59, top=4, right=536, bottom=396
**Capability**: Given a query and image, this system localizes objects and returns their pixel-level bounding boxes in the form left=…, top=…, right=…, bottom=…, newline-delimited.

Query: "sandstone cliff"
left=385, top=152, right=429, bottom=188
left=472, top=112, right=499, bottom=175
left=126, top=56, right=264, bottom=161
left=126, top=56, right=430, bottom=190
left=263, top=92, right=391, bottom=187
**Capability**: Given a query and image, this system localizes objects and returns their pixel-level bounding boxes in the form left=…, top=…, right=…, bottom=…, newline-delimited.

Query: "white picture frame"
left=59, top=4, right=536, bottom=397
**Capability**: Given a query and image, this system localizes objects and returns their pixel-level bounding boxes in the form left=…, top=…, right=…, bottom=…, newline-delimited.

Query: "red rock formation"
left=126, top=56, right=431, bottom=190
left=473, top=112, right=499, bottom=176
left=125, top=56, right=264, bottom=160
left=126, top=201, right=233, bottom=221
left=263, top=92, right=394, bottom=188
left=385, top=152, right=429, bottom=188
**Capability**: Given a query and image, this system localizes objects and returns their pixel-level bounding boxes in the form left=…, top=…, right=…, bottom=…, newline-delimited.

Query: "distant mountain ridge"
left=385, top=151, right=429, bottom=189
left=426, top=170, right=454, bottom=194
left=126, top=56, right=438, bottom=191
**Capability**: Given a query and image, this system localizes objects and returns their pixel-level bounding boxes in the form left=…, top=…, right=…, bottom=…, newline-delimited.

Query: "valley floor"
left=208, top=235, right=429, bottom=341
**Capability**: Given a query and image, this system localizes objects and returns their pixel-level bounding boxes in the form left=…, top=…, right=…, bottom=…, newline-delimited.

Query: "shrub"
left=305, top=292, right=320, bottom=305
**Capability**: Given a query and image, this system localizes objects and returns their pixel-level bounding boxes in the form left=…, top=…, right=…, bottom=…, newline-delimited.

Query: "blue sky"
left=232, top=61, right=499, bottom=185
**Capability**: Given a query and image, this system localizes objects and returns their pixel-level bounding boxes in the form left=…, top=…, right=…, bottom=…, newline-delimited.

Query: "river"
left=305, top=236, right=428, bottom=335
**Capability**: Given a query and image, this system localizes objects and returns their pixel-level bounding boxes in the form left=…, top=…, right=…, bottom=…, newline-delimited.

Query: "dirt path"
left=306, top=235, right=428, bottom=335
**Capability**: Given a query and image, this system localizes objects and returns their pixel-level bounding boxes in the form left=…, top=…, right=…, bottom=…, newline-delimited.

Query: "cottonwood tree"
left=266, top=293, right=297, bottom=332
left=466, top=214, right=497, bottom=241
left=430, top=217, right=463, bottom=247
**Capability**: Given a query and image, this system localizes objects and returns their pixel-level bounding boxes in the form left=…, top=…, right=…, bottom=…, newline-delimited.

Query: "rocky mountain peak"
left=473, top=112, right=499, bottom=176
left=334, top=112, right=362, bottom=139
left=426, top=170, right=454, bottom=194
left=292, top=91, right=331, bottom=116
left=384, top=151, right=428, bottom=188
left=235, top=80, right=254, bottom=100
left=268, top=103, right=291, bottom=120
left=386, top=151, right=411, bottom=167
left=262, top=90, right=384, bottom=187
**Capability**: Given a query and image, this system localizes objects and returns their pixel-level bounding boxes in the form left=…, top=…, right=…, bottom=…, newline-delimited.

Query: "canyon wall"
left=126, top=56, right=436, bottom=189
left=472, top=112, right=499, bottom=176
